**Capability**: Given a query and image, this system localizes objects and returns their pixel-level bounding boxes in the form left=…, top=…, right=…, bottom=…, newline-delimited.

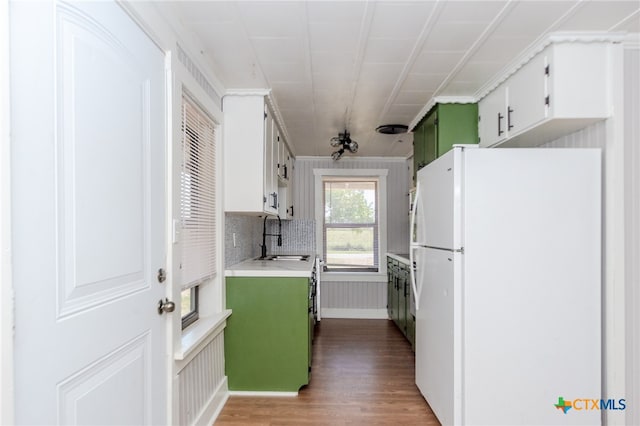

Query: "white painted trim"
left=228, top=391, right=299, bottom=397
left=222, top=89, right=296, bottom=158
left=321, top=308, right=388, bottom=320
left=175, top=310, right=231, bottom=364
left=118, top=2, right=226, bottom=100
left=603, top=43, right=627, bottom=426
left=193, top=377, right=229, bottom=426
left=408, top=96, right=477, bottom=131
left=0, top=0, right=13, bottom=423
left=474, top=32, right=626, bottom=102
left=313, top=169, right=388, bottom=278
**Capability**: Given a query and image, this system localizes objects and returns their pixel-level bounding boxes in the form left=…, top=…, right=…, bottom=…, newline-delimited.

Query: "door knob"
left=157, top=298, right=175, bottom=315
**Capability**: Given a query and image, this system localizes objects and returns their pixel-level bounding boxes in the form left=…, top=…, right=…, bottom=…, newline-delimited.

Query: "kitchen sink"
left=257, top=254, right=310, bottom=261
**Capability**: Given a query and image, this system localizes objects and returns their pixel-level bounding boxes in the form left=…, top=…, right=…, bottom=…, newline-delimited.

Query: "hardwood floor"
left=215, top=319, right=440, bottom=425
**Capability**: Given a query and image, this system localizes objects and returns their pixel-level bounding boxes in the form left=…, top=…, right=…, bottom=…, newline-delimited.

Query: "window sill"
left=320, top=271, right=387, bottom=282
left=175, top=309, right=232, bottom=361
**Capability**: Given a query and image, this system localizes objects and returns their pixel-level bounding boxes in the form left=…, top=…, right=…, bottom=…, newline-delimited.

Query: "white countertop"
left=387, top=252, right=411, bottom=264
left=225, top=255, right=316, bottom=278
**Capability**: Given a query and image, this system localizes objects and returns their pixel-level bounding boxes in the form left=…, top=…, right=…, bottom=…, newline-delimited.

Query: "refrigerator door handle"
left=410, top=180, right=419, bottom=245
left=410, top=180, right=421, bottom=310
left=409, top=247, right=420, bottom=311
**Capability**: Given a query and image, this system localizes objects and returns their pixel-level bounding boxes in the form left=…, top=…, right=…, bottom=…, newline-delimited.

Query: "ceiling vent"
left=375, top=124, right=408, bottom=135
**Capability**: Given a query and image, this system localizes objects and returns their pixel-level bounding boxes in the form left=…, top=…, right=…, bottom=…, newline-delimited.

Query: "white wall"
left=0, top=0, right=13, bottom=423
left=541, top=40, right=639, bottom=425
left=623, top=45, right=639, bottom=426
left=119, top=3, right=229, bottom=425
left=294, top=157, right=409, bottom=317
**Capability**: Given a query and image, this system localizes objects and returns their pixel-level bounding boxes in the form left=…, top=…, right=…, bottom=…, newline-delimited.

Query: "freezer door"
left=415, top=247, right=460, bottom=426
left=415, top=149, right=458, bottom=249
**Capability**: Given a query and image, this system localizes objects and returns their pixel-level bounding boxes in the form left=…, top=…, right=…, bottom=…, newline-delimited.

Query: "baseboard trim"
left=321, top=308, right=389, bottom=319
left=228, top=391, right=298, bottom=397
left=196, top=376, right=229, bottom=426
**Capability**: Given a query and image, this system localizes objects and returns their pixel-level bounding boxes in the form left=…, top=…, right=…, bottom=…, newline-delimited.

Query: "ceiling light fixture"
left=330, top=130, right=358, bottom=161
left=375, top=124, right=408, bottom=135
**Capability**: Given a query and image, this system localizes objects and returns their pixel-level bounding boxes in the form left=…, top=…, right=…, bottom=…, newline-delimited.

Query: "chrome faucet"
left=260, top=214, right=282, bottom=259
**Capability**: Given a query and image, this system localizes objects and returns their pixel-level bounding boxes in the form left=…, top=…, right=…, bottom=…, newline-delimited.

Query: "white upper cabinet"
left=224, top=93, right=293, bottom=216
left=479, top=39, right=614, bottom=148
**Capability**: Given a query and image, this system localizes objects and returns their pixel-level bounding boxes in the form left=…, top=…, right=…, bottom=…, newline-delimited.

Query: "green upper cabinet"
left=412, top=103, right=478, bottom=185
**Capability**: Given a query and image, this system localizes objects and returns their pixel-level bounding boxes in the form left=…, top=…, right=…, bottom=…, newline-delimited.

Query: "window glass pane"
left=325, top=227, right=374, bottom=268
left=181, top=288, right=193, bottom=317
left=324, top=181, right=376, bottom=224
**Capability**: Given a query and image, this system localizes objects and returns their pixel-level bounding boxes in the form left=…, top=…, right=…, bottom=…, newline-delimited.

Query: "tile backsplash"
left=224, top=214, right=261, bottom=268
left=224, top=214, right=315, bottom=268
left=265, top=219, right=315, bottom=255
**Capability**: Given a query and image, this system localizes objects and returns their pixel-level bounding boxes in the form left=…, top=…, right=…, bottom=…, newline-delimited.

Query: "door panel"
left=416, top=149, right=454, bottom=249
left=415, top=248, right=455, bottom=426
left=11, top=2, right=166, bottom=424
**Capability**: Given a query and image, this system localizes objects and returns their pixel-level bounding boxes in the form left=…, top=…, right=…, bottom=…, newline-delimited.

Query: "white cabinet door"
left=478, top=40, right=612, bottom=148
left=11, top=2, right=167, bottom=424
left=263, top=106, right=277, bottom=214
left=478, top=85, right=507, bottom=148
left=505, top=52, right=546, bottom=136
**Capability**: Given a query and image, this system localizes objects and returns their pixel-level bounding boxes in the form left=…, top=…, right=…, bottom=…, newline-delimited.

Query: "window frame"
left=322, top=178, right=379, bottom=273
left=181, top=286, right=199, bottom=330
left=314, top=169, right=388, bottom=282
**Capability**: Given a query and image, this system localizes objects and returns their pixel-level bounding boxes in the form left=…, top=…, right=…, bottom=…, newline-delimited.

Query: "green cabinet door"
left=412, top=103, right=478, bottom=184
left=423, top=110, right=438, bottom=167
left=225, top=276, right=310, bottom=392
left=436, top=103, right=479, bottom=156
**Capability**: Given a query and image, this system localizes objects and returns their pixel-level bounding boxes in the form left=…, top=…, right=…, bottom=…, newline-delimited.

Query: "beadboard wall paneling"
left=293, top=157, right=410, bottom=253
left=294, top=157, right=409, bottom=314
left=320, top=281, right=386, bottom=309
left=541, top=119, right=607, bottom=150
left=177, top=333, right=226, bottom=426
left=540, top=47, right=640, bottom=421
left=624, top=46, right=639, bottom=426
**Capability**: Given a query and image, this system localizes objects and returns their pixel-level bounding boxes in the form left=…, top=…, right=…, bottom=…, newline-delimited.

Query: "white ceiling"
left=166, top=1, right=640, bottom=158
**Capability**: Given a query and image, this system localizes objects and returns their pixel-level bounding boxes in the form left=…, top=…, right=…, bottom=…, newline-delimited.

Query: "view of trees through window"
left=324, top=180, right=378, bottom=271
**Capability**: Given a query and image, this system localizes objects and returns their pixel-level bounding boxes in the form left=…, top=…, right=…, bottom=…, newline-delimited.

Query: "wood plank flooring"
left=215, top=319, right=440, bottom=425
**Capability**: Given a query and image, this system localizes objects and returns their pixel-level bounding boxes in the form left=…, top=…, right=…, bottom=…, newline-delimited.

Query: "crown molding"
left=222, top=88, right=296, bottom=158
left=474, top=31, right=626, bottom=102
left=408, top=96, right=476, bottom=131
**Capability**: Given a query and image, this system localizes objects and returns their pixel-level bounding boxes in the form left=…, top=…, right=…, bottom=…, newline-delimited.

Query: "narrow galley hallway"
left=215, top=319, right=439, bottom=425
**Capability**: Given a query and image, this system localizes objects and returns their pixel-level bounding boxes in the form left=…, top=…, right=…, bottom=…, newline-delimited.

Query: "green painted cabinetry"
left=387, top=256, right=414, bottom=350
left=225, top=276, right=313, bottom=392
left=412, top=103, right=478, bottom=185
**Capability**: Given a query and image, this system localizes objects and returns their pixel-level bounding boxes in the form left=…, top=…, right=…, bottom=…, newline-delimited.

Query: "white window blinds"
left=180, top=94, right=217, bottom=290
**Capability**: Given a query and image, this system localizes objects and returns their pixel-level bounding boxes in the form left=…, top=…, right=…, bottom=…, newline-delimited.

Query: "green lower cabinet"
left=387, top=256, right=414, bottom=351
left=225, top=276, right=310, bottom=392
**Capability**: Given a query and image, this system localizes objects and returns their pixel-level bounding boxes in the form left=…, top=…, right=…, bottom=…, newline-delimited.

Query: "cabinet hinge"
left=478, top=115, right=481, bottom=122
left=264, top=112, right=267, bottom=119
left=545, top=95, right=550, bottom=106
left=434, top=118, right=439, bottom=126
left=545, top=65, right=550, bottom=76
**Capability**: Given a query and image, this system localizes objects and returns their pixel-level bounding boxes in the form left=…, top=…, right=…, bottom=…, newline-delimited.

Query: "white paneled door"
left=10, top=1, right=167, bottom=424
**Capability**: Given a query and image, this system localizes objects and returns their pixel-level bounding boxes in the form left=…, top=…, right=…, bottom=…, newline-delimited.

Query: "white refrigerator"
left=410, top=145, right=601, bottom=425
